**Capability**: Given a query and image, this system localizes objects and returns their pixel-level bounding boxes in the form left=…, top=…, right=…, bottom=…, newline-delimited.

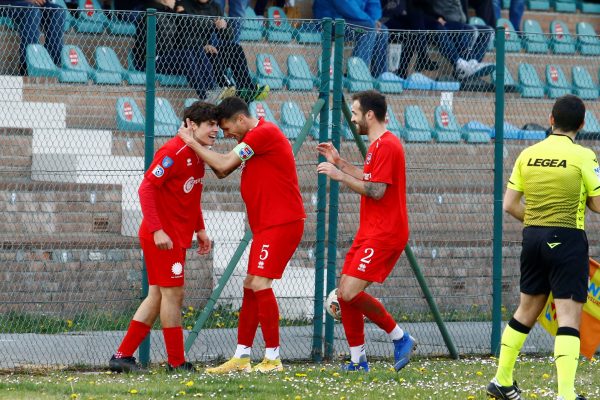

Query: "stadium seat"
left=552, top=0, right=577, bottom=12
left=572, top=66, right=598, bottom=100
left=462, top=121, right=491, bottom=143
left=545, top=64, right=571, bottom=98
left=433, top=106, right=462, bottom=143
left=106, top=14, right=135, bottom=36
left=576, top=22, right=600, bottom=55
left=116, top=97, right=144, bottom=132
left=527, top=0, right=550, bottom=10
left=491, top=122, right=522, bottom=139
left=521, top=130, right=546, bottom=140
left=280, top=101, right=306, bottom=139
left=496, top=18, right=522, bottom=52
left=255, top=53, right=285, bottom=89
left=518, top=63, right=545, bottom=98
left=549, top=20, right=576, bottom=54
left=95, top=46, right=144, bottom=85
left=294, top=22, right=321, bottom=44
left=266, top=6, right=293, bottom=42
left=385, top=106, right=403, bottom=138
left=579, top=2, right=600, bottom=13
left=75, top=0, right=107, bottom=33
left=469, top=16, right=494, bottom=51
left=581, top=111, right=600, bottom=136
left=521, top=19, right=549, bottom=53
left=375, top=72, right=403, bottom=94
left=249, top=101, right=279, bottom=126
left=403, top=73, right=432, bottom=90
left=26, top=44, right=88, bottom=83
left=404, top=105, right=433, bottom=142
left=155, top=97, right=180, bottom=136
left=157, top=73, right=188, bottom=87
left=240, top=7, right=264, bottom=41
left=184, top=98, right=198, bottom=109
left=345, top=57, right=374, bottom=92
left=287, top=54, right=314, bottom=91
left=62, top=45, right=123, bottom=84
left=492, top=65, right=518, bottom=92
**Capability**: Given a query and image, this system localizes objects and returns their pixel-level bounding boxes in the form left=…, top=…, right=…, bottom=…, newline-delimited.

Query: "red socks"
left=349, top=291, right=396, bottom=333
left=238, top=287, right=260, bottom=347
left=163, top=326, right=185, bottom=367
left=255, top=288, right=280, bottom=348
left=338, top=296, right=365, bottom=346
left=115, top=320, right=151, bottom=358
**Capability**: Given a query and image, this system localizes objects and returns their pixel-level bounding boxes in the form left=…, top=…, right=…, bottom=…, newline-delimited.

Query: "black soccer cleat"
left=109, top=355, right=145, bottom=373
left=486, top=378, right=522, bottom=400
left=166, top=361, right=196, bottom=372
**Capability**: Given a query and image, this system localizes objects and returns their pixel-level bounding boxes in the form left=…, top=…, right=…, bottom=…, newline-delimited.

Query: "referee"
left=487, top=95, right=600, bottom=400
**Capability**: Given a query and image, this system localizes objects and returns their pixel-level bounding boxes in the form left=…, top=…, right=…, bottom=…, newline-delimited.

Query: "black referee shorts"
left=520, top=226, right=589, bottom=303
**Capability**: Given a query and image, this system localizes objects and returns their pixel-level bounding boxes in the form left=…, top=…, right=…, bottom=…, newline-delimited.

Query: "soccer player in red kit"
left=316, top=90, right=416, bottom=372
left=108, top=102, right=216, bottom=373
left=178, top=96, right=305, bottom=373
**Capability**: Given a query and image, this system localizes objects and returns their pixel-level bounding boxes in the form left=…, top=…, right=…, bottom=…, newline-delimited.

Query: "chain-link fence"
left=1, top=4, right=600, bottom=368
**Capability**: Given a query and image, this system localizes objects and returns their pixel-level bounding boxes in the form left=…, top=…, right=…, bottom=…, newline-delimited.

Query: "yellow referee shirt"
left=507, top=134, right=600, bottom=229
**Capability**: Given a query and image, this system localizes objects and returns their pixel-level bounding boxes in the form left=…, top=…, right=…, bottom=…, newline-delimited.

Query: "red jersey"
left=139, top=136, right=205, bottom=248
left=355, top=131, right=409, bottom=247
left=235, top=118, right=305, bottom=233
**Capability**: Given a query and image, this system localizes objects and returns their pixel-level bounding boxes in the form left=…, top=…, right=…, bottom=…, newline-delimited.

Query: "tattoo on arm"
left=364, top=181, right=387, bottom=200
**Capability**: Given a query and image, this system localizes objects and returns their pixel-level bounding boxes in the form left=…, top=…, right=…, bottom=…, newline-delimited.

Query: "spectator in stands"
left=493, top=0, right=524, bottom=31
left=175, top=0, right=269, bottom=103
left=253, top=0, right=284, bottom=16
left=313, top=0, right=389, bottom=78
left=382, top=0, right=438, bottom=79
left=463, top=0, right=496, bottom=27
left=214, top=0, right=247, bottom=42
left=0, top=0, right=66, bottom=75
left=418, top=0, right=495, bottom=80
left=132, top=0, right=216, bottom=100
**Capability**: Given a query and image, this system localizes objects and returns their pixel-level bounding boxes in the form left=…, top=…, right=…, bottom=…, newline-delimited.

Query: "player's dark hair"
left=183, top=101, right=218, bottom=125
left=352, top=90, right=387, bottom=123
left=216, top=96, right=251, bottom=121
left=552, top=95, right=585, bottom=133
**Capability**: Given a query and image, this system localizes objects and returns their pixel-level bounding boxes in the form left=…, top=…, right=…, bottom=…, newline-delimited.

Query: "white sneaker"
left=455, top=58, right=495, bottom=79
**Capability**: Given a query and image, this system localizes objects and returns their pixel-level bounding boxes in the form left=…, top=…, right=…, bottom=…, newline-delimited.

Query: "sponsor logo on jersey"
left=365, top=152, right=372, bottom=165
left=171, top=262, right=183, bottom=276
left=526, top=158, right=567, bottom=168
left=594, top=166, right=600, bottom=180
left=152, top=165, right=164, bottom=177
left=162, top=156, right=174, bottom=168
left=358, top=263, right=367, bottom=272
left=238, top=145, right=254, bottom=161
left=183, top=176, right=203, bottom=193
left=187, top=158, right=192, bottom=167
left=363, top=172, right=371, bottom=181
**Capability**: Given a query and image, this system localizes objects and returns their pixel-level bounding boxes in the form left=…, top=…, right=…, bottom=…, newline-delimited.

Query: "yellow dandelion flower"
left=66, top=377, right=75, bottom=382
left=187, top=326, right=192, bottom=330
left=66, top=320, right=74, bottom=328
left=239, top=385, right=244, bottom=389
left=188, top=306, right=194, bottom=312
left=332, top=372, right=340, bottom=377
left=468, top=396, right=475, bottom=400
left=529, top=394, right=537, bottom=398
left=542, top=373, right=550, bottom=379
left=129, top=389, right=138, bottom=394
left=70, top=394, right=78, bottom=399
left=295, top=373, right=307, bottom=377
left=294, top=396, right=301, bottom=400
left=185, top=381, right=194, bottom=387
left=476, top=371, right=483, bottom=376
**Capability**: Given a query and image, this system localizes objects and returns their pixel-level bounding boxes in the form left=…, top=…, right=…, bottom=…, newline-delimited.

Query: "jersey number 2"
left=360, top=248, right=374, bottom=264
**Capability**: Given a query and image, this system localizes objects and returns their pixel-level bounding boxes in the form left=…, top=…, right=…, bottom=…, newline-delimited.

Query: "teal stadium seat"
left=345, top=57, right=374, bottom=92
left=116, top=97, right=144, bottom=132
left=462, top=121, right=492, bottom=143
left=527, top=0, right=550, bottom=10
left=433, top=106, right=462, bottom=143
left=403, top=73, right=432, bottom=90
left=95, top=46, right=144, bottom=85
left=579, top=2, right=600, bottom=13
left=0, top=16, right=14, bottom=29
left=385, top=106, right=403, bottom=138
left=49, top=0, right=74, bottom=32
left=26, top=44, right=88, bottom=83
left=75, top=0, right=106, bottom=33
left=576, top=22, right=600, bottom=55
left=106, top=13, right=135, bottom=36
left=496, top=18, right=522, bottom=52
left=492, top=65, right=518, bottom=92
left=240, top=7, right=264, bottom=41
left=280, top=101, right=306, bottom=139
left=156, top=73, right=188, bottom=87
left=522, top=19, right=549, bottom=53
left=518, top=63, right=545, bottom=98
left=375, top=72, right=404, bottom=94
left=184, top=98, right=198, bottom=109
left=62, top=45, right=123, bottom=84
left=266, top=7, right=293, bottom=42
left=287, top=54, right=314, bottom=91
left=469, top=16, right=494, bottom=50
left=545, top=64, right=571, bottom=98
left=572, top=66, right=598, bottom=100
left=155, top=97, right=180, bottom=136
left=552, top=0, right=577, bottom=12
left=404, top=105, right=433, bottom=142
left=294, top=22, right=321, bottom=44
left=549, top=20, right=576, bottom=54
left=255, top=53, right=285, bottom=89
left=581, top=111, right=600, bottom=136
left=249, top=101, right=279, bottom=127
left=492, top=122, right=522, bottom=139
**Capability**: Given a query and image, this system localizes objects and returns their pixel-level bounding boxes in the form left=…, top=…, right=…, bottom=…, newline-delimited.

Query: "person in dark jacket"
left=132, top=0, right=214, bottom=99
left=176, top=0, right=268, bottom=102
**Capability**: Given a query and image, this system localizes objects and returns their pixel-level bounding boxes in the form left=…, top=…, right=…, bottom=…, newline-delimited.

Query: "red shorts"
left=140, top=238, right=187, bottom=287
left=247, top=219, right=304, bottom=279
left=341, top=239, right=404, bottom=283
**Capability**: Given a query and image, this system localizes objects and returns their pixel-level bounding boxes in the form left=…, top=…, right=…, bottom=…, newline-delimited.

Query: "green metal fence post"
left=311, top=17, right=332, bottom=362
left=138, top=7, right=157, bottom=368
left=492, top=26, right=506, bottom=356
left=324, top=18, right=345, bottom=360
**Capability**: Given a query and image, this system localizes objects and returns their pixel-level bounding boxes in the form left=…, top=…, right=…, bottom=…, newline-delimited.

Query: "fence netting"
left=1, top=4, right=599, bottom=368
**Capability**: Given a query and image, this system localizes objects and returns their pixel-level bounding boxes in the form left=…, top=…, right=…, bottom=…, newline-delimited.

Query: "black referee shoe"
left=109, top=355, right=145, bottom=373
left=166, top=361, right=196, bottom=372
left=486, top=378, right=522, bottom=399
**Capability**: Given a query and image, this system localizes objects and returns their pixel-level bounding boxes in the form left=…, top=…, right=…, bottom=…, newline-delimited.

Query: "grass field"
left=0, top=356, right=598, bottom=400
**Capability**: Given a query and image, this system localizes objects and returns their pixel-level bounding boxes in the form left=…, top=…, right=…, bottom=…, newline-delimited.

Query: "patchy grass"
left=0, top=356, right=598, bottom=399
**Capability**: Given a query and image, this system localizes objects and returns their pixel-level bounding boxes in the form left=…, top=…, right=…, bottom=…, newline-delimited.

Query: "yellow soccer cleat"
left=252, top=358, right=284, bottom=373
left=205, top=357, right=251, bottom=374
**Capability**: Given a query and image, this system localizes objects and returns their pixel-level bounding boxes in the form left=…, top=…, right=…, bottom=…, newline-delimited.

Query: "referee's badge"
left=594, top=166, right=600, bottom=180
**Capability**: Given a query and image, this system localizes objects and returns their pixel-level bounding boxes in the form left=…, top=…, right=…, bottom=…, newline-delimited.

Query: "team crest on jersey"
left=363, top=172, right=371, bottom=181
left=171, top=262, right=183, bottom=276
left=162, top=156, right=174, bottom=168
left=152, top=165, right=164, bottom=178
left=183, top=176, right=202, bottom=193
left=237, top=144, right=254, bottom=161
left=595, top=166, right=600, bottom=180
left=365, top=152, right=372, bottom=165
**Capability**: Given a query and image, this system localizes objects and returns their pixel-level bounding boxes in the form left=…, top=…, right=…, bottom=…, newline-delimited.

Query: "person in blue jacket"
left=313, top=0, right=389, bottom=78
